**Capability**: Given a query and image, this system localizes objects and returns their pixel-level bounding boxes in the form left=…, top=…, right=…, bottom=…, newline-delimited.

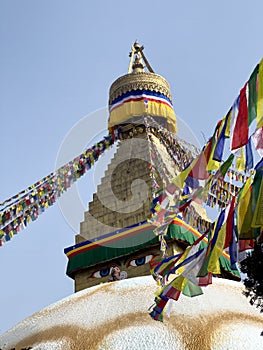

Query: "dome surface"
left=1, top=276, right=262, bottom=350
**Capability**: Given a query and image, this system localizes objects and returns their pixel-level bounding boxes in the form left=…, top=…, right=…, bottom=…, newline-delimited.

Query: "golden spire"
left=132, top=54, right=144, bottom=73
left=128, top=40, right=154, bottom=74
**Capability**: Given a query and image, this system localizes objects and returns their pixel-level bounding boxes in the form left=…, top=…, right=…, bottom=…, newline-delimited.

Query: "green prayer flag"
left=239, top=169, right=262, bottom=238
left=219, top=154, right=234, bottom=177
left=252, top=170, right=263, bottom=229
left=182, top=280, right=203, bottom=297
left=248, top=64, right=259, bottom=126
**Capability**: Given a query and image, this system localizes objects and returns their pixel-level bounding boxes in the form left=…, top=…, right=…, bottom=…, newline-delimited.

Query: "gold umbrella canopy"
left=108, top=41, right=177, bottom=134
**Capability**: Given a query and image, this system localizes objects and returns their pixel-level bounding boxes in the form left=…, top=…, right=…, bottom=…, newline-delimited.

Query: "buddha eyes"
left=91, top=254, right=155, bottom=278
left=128, top=254, right=155, bottom=267
left=91, top=268, right=111, bottom=278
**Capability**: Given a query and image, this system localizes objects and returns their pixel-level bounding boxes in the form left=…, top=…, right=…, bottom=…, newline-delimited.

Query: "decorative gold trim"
left=109, top=72, right=173, bottom=105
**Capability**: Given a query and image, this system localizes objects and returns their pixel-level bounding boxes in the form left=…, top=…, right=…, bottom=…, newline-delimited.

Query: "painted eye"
left=91, top=268, right=111, bottom=278
left=129, top=254, right=154, bottom=267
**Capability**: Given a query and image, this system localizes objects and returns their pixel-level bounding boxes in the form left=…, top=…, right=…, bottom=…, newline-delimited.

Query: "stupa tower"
left=65, top=42, right=194, bottom=291
left=79, top=41, right=177, bottom=236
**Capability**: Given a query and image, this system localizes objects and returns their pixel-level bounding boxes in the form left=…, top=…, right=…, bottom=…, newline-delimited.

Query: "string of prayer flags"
left=145, top=119, right=163, bottom=193
left=148, top=58, right=263, bottom=322
left=0, top=131, right=119, bottom=245
left=0, top=174, right=56, bottom=211
left=147, top=115, right=200, bottom=155
left=147, top=116, right=199, bottom=167
left=150, top=231, right=210, bottom=321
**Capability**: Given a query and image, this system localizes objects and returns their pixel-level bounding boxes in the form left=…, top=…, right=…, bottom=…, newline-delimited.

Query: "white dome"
left=0, top=276, right=262, bottom=350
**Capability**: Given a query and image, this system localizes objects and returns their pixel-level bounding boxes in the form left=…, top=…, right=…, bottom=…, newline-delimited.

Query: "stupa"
left=64, top=42, right=239, bottom=292
left=2, top=42, right=262, bottom=350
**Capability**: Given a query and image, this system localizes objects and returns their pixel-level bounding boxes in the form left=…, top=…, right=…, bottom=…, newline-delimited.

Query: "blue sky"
left=1, top=0, right=263, bottom=334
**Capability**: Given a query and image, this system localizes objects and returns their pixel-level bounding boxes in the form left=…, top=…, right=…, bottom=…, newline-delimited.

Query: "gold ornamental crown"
left=109, top=72, right=173, bottom=106
left=108, top=41, right=177, bottom=133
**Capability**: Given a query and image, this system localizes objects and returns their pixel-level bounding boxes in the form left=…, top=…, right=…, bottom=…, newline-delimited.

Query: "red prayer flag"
left=239, top=238, right=254, bottom=252
left=198, top=272, right=212, bottom=286
left=231, top=83, right=249, bottom=150
left=188, top=138, right=213, bottom=180
left=164, top=286, right=181, bottom=301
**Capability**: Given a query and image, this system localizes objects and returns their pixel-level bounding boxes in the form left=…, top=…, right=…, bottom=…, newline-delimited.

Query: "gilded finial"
left=132, top=54, right=144, bottom=73
left=133, top=40, right=140, bottom=51
left=128, top=41, right=154, bottom=74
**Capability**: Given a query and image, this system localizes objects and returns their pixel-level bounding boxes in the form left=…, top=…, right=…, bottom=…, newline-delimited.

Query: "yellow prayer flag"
left=170, top=275, right=188, bottom=291
left=172, top=156, right=199, bottom=188
left=176, top=246, right=192, bottom=275
left=251, top=176, right=263, bottom=228
left=207, top=222, right=227, bottom=274
left=206, top=122, right=224, bottom=172
left=237, top=177, right=253, bottom=233
left=236, top=147, right=246, bottom=171
left=154, top=203, right=162, bottom=213
left=224, top=112, right=231, bottom=138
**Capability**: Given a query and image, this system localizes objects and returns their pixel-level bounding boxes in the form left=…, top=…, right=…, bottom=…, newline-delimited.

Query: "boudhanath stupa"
left=0, top=42, right=262, bottom=350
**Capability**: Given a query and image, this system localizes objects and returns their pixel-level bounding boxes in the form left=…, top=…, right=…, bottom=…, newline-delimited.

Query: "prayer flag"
left=198, top=272, right=212, bottom=287
left=237, top=177, right=253, bottom=236
left=213, top=114, right=229, bottom=162
left=256, top=59, right=263, bottom=128
left=237, top=169, right=263, bottom=239
left=188, top=138, right=213, bottom=180
left=230, top=96, right=240, bottom=150
left=162, top=285, right=181, bottom=301
left=206, top=120, right=223, bottom=171
left=248, top=64, right=259, bottom=126
left=225, top=107, right=232, bottom=137
left=181, top=246, right=207, bottom=285
left=255, top=157, right=263, bottom=171
left=231, top=83, right=249, bottom=150
left=172, top=140, right=212, bottom=188
left=229, top=226, right=238, bottom=268
left=207, top=209, right=227, bottom=274
left=198, top=210, right=226, bottom=276
left=251, top=169, right=263, bottom=228
left=224, top=197, right=235, bottom=249
left=251, top=126, right=263, bottom=157
left=182, top=280, right=203, bottom=297
left=245, top=137, right=254, bottom=170
left=235, top=147, right=246, bottom=171
left=219, top=154, right=234, bottom=176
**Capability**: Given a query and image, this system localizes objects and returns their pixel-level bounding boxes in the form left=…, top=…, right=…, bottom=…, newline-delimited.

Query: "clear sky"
left=1, top=0, right=263, bottom=334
